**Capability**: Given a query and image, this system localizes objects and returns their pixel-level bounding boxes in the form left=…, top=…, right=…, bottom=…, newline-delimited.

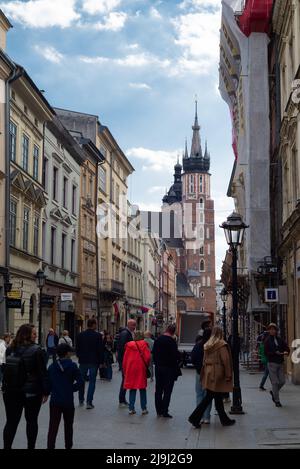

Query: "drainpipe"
left=4, top=65, right=24, bottom=331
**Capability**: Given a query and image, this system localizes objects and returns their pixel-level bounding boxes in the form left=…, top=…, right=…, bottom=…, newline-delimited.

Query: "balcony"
left=100, top=279, right=125, bottom=296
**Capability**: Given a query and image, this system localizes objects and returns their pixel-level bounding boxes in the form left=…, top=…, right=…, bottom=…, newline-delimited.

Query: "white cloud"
left=93, top=11, right=127, bottom=31
left=180, top=0, right=221, bottom=10
left=126, top=147, right=180, bottom=172
left=34, top=45, right=64, bottom=63
left=129, top=82, right=152, bottom=90
left=172, top=9, right=221, bottom=76
left=80, top=52, right=170, bottom=69
left=148, top=186, right=166, bottom=195
left=0, top=0, right=80, bottom=28
left=82, top=0, right=122, bottom=15
left=134, top=201, right=163, bottom=213
left=127, top=43, right=139, bottom=50
left=150, top=6, right=162, bottom=20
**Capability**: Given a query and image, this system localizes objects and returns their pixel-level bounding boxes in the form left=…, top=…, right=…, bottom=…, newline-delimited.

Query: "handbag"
left=135, top=342, right=151, bottom=379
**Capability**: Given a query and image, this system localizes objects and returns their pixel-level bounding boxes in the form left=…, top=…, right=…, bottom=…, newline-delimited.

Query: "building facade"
left=42, top=117, right=85, bottom=343
left=8, top=66, right=53, bottom=335
left=141, top=232, right=160, bottom=332
left=272, top=0, right=300, bottom=383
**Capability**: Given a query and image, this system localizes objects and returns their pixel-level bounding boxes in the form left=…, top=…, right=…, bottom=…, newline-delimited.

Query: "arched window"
left=200, top=260, right=205, bottom=272
left=200, top=292, right=205, bottom=299
left=199, top=197, right=204, bottom=209
left=189, top=175, right=195, bottom=193
left=199, top=176, right=203, bottom=193
left=200, top=246, right=204, bottom=255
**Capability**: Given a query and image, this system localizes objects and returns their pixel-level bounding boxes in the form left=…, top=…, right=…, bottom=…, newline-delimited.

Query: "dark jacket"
left=264, top=336, right=290, bottom=364
left=46, top=333, right=59, bottom=350
left=153, top=335, right=181, bottom=379
left=191, top=341, right=205, bottom=374
left=117, top=328, right=134, bottom=366
left=4, top=344, right=49, bottom=396
left=76, top=329, right=104, bottom=366
left=48, top=358, right=83, bottom=408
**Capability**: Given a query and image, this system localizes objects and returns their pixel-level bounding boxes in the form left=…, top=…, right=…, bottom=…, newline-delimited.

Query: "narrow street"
left=1, top=365, right=299, bottom=449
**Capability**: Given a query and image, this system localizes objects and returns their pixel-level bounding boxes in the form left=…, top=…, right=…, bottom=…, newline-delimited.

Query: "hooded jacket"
left=48, top=358, right=83, bottom=408
left=201, top=340, right=233, bottom=393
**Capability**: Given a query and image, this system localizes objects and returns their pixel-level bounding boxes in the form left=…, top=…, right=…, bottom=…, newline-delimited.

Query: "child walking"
left=47, top=343, right=83, bottom=449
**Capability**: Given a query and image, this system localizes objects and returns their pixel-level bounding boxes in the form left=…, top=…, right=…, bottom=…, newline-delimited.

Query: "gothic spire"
left=190, top=99, right=203, bottom=159
left=184, top=138, right=189, bottom=159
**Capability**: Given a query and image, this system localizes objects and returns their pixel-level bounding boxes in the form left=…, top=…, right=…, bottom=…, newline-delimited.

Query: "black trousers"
left=155, top=366, right=175, bottom=416
left=3, top=393, right=42, bottom=450
left=47, top=404, right=75, bottom=449
left=119, top=370, right=127, bottom=403
left=189, top=390, right=231, bottom=425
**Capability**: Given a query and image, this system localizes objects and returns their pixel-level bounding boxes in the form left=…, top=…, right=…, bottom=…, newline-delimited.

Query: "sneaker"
left=142, top=409, right=149, bottom=415
left=86, top=403, right=95, bottom=409
left=275, top=402, right=282, bottom=407
left=119, top=401, right=129, bottom=408
left=79, top=401, right=84, bottom=407
left=162, top=413, right=173, bottom=418
left=259, top=386, right=266, bottom=391
left=202, top=419, right=211, bottom=424
left=188, top=418, right=201, bottom=429
left=129, top=410, right=136, bottom=415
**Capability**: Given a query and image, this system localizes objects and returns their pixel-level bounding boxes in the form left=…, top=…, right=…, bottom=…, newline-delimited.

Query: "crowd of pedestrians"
left=0, top=318, right=291, bottom=449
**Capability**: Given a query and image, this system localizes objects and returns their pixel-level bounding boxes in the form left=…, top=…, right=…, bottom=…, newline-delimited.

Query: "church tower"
left=181, top=100, right=216, bottom=316
left=162, top=101, right=216, bottom=319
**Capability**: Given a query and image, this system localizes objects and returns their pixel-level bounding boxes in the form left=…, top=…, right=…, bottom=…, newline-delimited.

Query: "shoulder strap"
left=135, top=342, right=148, bottom=369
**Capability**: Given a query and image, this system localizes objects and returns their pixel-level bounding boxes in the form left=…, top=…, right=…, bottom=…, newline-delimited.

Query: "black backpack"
left=2, top=345, right=38, bottom=391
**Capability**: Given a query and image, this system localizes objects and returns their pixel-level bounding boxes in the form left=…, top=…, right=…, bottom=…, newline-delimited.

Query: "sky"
left=0, top=0, right=237, bottom=277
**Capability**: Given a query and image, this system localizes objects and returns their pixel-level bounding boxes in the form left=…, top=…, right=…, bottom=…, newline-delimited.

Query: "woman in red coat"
left=123, top=331, right=151, bottom=415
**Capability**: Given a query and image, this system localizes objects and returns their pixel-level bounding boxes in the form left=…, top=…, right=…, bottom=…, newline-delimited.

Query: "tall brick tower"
left=163, top=101, right=216, bottom=320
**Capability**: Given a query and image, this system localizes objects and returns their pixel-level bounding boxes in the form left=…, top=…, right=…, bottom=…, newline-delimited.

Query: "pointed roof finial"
left=184, top=138, right=189, bottom=159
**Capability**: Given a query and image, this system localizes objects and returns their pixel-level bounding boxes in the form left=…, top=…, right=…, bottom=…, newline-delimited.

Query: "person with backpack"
left=47, top=343, right=83, bottom=449
left=191, top=328, right=212, bottom=424
left=58, top=330, right=73, bottom=348
left=2, top=324, right=49, bottom=450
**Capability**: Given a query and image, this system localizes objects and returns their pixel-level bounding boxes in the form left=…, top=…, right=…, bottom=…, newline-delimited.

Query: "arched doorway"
left=29, top=294, right=37, bottom=326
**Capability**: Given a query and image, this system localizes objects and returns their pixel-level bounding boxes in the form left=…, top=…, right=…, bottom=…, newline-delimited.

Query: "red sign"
left=238, top=0, right=274, bottom=37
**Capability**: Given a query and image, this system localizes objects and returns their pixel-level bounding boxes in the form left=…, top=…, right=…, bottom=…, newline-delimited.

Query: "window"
left=99, top=166, right=107, bottom=193
left=207, top=276, right=211, bottom=287
left=33, top=215, right=39, bottom=256
left=11, top=90, right=16, bottom=100
left=189, top=175, right=195, bottom=193
left=111, top=180, right=115, bottom=203
left=200, top=292, right=205, bottom=298
left=83, top=173, right=86, bottom=197
left=89, top=177, right=93, bottom=202
left=10, top=200, right=17, bottom=246
left=72, top=185, right=77, bottom=215
left=199, top=175, right=203, bottom=193
left=51, top=227, right=56, bottom=265
left=200, top=260, right=205, bottom=272
left=9, top=122, right=17, bottom=161
left=33, top=145, right=39, bottom=180
left=206, top=228, right=210, bottom=239
left=199, top=197, right=204, bottom=209
left=116, top=184, right=120, bottom=207
left=71, top=239, right=75, bottom=272
left=53, top=167, right=58, bottom=201
left=23, top=207, right=30, bottom=251
left=202, top=277, right=206, bottom=287
left=200, top=246, right=204, bottom=255
left=63, top=177, right=68, bottom=208
left=22, top=135, right=29, bottom=172
left=207, top=244, right=211, bottom=255
left=42, top=221, right=46, bottom=260
left=42, top=158, right=48, bottom=190
left=61, top=233, right=66, bottom=269
left=200, top=211, right=204, bottom=223
left=200, top=227, right=204, bottom=240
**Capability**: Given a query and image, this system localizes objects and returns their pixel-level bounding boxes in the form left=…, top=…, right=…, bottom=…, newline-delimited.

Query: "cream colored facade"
left=141, top=232, right=160, bottom=332
left=8, top=71, right=53, bottom=334
left=273, top=0, right=300, bottom=383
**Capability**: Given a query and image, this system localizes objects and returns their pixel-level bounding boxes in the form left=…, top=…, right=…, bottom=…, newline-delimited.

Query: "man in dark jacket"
left=46, top=329, right=59, bottom=364
left=153, top=324, right=181, bottom=418
left=76, top=319, right=104, bottom=409
left=264, top=323, right=290, bottom=407
left=117, top=319, right=136, bottom=406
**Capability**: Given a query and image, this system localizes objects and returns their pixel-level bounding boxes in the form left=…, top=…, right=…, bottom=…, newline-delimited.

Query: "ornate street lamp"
left=220, top=212, right=248, bottom=415
left=36, top=269, right=46, bottom=345
left=220, top=287, right=228, bottom=341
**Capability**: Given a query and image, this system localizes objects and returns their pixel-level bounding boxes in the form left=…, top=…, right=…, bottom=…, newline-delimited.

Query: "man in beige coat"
left=189, top=326, right=235, bottom=429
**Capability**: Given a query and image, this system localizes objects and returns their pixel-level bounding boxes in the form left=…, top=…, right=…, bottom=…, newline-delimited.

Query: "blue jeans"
left=79, top=364, right=97, bottom=404
left=129, top=389, right=147, bottom=411
left=195, top=372, right=212, bottom=421
left=260, top=364, right=269, bottom=388
left=105, top=366, right=113, bottom=380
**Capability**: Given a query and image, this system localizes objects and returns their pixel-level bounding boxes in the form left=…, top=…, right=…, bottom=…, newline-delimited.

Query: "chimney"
left=0, top=10, right=12, bottom=51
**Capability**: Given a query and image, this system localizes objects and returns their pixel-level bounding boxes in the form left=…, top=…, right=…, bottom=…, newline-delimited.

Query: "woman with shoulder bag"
left=122, top=331, right=151, bottom=415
